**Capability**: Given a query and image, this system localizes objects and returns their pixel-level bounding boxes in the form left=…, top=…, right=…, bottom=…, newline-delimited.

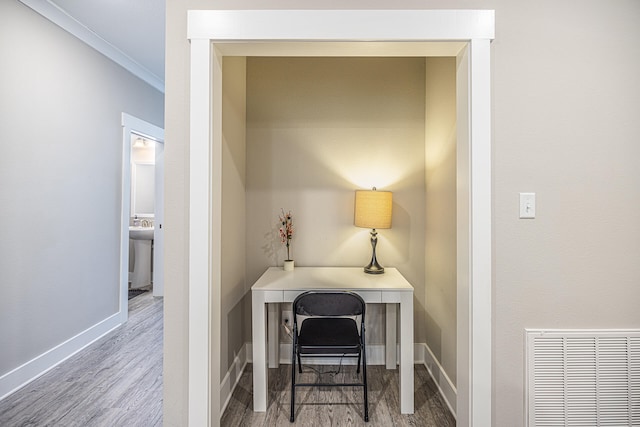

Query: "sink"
left=129, top=226, right=154, bottom=289
left=129, top=226, right=154, bottom=240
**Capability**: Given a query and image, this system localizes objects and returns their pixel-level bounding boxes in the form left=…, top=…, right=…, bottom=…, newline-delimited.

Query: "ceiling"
left=48, top=0, right=165, bottom=83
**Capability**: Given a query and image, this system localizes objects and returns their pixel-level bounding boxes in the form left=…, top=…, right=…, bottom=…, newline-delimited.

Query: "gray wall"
left=165, top=1, right=640, bottom=425
left=0, top=0, right=163, bottom=379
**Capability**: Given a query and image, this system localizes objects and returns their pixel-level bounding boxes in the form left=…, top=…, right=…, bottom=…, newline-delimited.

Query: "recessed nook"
left=187, top=9, right=493, bottom=425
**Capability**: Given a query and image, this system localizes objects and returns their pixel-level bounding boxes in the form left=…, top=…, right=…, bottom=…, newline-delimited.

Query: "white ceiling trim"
left=19, top=0, right=164, bottom=93
left=188, top=9, right=495, bottom=41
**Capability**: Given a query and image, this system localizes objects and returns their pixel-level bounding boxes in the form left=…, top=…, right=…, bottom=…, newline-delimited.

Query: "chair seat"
left=298, top=317, right=360, bottom=355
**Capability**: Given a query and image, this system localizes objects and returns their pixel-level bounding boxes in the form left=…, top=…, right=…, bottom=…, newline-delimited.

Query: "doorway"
left=120, top=113, right=165, bottom=323
left=186, top=9, right=494, bottom=426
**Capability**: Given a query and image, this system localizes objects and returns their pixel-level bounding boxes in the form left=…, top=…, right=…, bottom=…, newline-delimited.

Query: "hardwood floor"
left=1, top=293, right=455, bottom=427
left=222, top=363, right=456, bottom=426
left=0, top=292, right=163, bottom=427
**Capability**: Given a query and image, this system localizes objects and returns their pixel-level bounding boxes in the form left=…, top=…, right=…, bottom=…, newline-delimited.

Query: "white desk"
left=251, top=266, right=414, bottom=414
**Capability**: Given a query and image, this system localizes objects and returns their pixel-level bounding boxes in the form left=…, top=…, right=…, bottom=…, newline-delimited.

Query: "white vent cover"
left=526, top=330, right=640, bottom=426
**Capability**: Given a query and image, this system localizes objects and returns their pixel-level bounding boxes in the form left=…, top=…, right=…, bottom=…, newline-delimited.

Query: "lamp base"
left=364, top=262, right=384, bottom=275
left=364, top=228, right=385, bottom=274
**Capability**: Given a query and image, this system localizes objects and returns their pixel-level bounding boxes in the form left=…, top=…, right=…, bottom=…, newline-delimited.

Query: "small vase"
left=283, top=260, right=294, bottom=271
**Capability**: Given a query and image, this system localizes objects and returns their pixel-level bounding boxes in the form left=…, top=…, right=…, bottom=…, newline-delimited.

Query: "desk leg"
left=399, top=293, right=415, bottom=414
left=385, top=303, right=397, bottom=369
left=268, top=304, right=280, bottom=368
left=252, top=293, right=268, bottom=412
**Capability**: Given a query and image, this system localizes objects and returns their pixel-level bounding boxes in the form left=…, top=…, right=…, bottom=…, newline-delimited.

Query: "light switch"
left=519, top=193, right=536, bottom=219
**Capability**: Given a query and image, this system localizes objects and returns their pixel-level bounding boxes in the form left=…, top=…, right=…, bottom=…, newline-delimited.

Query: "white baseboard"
left=220, top=344, right=248, bottom=415
left=0, top=312, right=122, bottom=401
left=418, top=342, right=457, bottom=418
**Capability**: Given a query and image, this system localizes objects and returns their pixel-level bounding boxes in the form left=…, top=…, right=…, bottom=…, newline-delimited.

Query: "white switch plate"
left=519, top=193, right=536, bottom=219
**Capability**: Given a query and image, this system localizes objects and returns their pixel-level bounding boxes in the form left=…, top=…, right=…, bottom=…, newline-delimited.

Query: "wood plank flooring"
left=222, top=363, right=456, bottom=426
left=0, top=292, right=163, bottom=427
left=1, top=293, right=456, bottom=427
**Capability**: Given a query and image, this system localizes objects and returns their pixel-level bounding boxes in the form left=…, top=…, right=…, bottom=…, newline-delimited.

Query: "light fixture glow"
left=133, top=137, right=149, bottom=148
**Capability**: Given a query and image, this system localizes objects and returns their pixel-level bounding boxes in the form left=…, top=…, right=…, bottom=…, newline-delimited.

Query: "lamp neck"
left=365, top=228, right=384, bottom=274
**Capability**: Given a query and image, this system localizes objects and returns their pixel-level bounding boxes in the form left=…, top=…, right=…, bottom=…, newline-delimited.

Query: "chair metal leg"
left=357, top=351, right=361, bottom=374
left=297, top=352, right=302, bottom=373
left=362, top=341, right=369, bottom=422
left=291, top=342, right=296, bottom=422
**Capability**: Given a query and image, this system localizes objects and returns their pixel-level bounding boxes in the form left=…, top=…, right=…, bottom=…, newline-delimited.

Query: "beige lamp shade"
left=354, top=190, right=392, bottom=229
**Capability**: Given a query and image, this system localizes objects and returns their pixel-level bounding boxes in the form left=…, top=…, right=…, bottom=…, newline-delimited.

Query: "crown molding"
left=19, top=0, right=164, bottom=93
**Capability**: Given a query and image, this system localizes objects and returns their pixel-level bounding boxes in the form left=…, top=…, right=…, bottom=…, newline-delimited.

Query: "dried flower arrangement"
left=279, top=209, right=294, bottom=261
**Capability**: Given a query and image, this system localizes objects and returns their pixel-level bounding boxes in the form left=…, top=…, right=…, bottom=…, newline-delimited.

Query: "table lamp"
left=354, top=188, right=392, bottom=274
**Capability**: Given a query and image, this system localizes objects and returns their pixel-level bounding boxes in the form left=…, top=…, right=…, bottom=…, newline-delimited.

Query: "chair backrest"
left=293, top=291, right=365, bottom=319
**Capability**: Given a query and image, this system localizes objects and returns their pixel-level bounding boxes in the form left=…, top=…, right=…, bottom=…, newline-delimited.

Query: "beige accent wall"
left=220, top=57, right=247, bottom=374
left=245, top=57, right=427, bottom=345
left=424, top=57, right=457, bottom=385
left=165, top=2, right=640, bottom=426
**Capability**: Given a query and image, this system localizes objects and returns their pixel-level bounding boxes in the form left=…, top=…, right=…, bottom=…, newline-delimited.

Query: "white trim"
left=18, top=0, right=164, bottom=92
left=220, top=345, right=248, bottom=416
left=188, top=38, right=212, bottom=427
left=188, top=10, right=494, bottom=41
left=187, top=9, right=494, bottom=426
left=468, top=39, right=493, bottom=427
left=122, top=113, right=165, bottom=141
left=419, top=343, right=458, bottom=419
left=0, top=313, right=121, bottom=401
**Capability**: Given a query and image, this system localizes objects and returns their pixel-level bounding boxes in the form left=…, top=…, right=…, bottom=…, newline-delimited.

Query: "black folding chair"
left=290, top=291, right=368, bottom=422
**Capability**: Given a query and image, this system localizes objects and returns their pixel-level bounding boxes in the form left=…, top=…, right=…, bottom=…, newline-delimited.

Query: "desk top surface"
left=251, top=267, right=414, bottom=292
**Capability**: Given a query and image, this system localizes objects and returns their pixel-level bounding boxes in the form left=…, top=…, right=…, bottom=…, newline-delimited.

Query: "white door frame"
left=153, top=141, right=165, bottom=297
left=120, top=113, right=165, bottom=322
left=187, top=9, right=494, bottom=426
